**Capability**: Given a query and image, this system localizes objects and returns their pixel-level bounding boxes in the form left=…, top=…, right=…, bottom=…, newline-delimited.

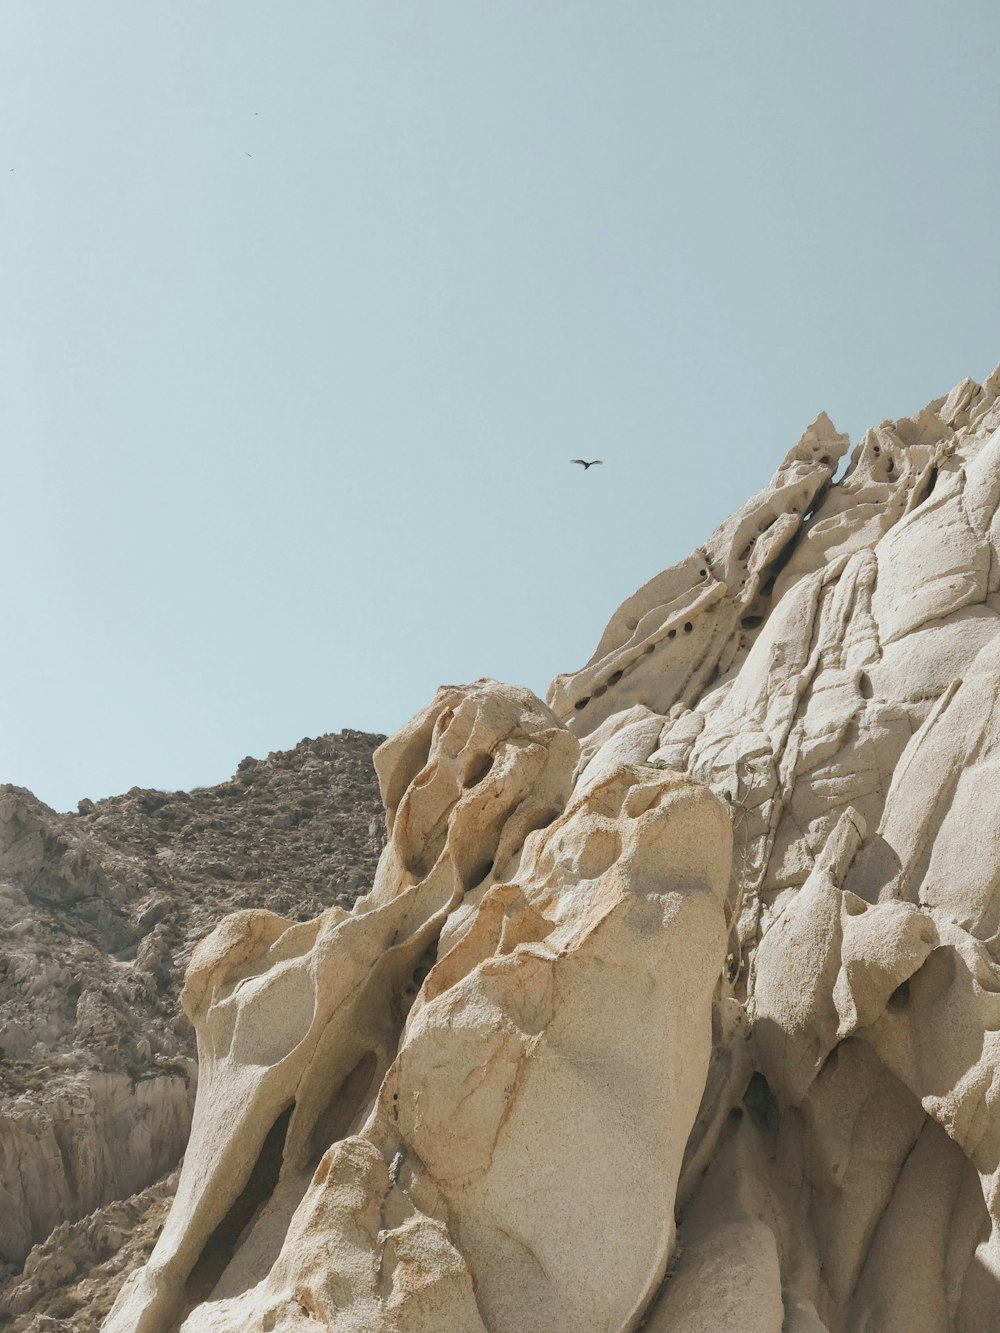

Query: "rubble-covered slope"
left=96, top=360, right=1000, bottom=1331
left=0, top=730, right=385, bottom=1327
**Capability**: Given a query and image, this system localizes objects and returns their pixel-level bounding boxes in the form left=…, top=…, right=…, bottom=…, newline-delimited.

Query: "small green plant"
left=721, top=787, right=748, bottom=823
left=722, top=756, right=769, bottom=825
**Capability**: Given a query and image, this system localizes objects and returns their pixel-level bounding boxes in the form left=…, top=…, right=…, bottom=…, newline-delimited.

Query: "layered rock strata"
left=110, top=364, right=1000, bottom=1332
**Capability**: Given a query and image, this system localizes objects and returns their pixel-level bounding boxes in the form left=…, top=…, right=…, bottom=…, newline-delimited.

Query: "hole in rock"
left=574, top=697, right=590, bottom=711
left=466, top=859, right=494, bottom=890
left=411, top=959, right=433, bottom=992
left=462, top=753, right=494, bottom=788
left=393, top=943, right=439, bottom=1022
left=744, top=1072, right=780, bottom=1139
left=859, top=671, right=874, bottom=700
left=404, top=827, right=447, bottom=880
left=873, top=444, right=881, bottom=456
left=592, top=684, right=607, bottom=698
left=741, top=615, right=764, bottom=630
left=750, top=514, right=808, bottom=612
left=645, top=642, right=657, bottom=654
left=683, top=621, right=693, bottom=634
left=186, top=1102, right=295, bottom=1304
left=667, top=629, right=676, bottom=640
left=411, top=762, right=437, bottom=789
left=607, top=670, right=623, bottom=686
left=923, top=466, right=939, bottom=501
left=306, top=1051, right=378, bottom=1169
left=522, top=806, right=559, bottom=838
left=888, top=978, right=910, bottom=1010
left=819, top=455, right=830, bottom=465
left=699, top=567, right=707, bottom=577
left=434, top=708, right=455, bottom=736
left=887, top=459, right=895, bottom=475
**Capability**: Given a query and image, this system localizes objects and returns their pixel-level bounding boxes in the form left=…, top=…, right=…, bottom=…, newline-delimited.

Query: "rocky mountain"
left=103, top=361, right=1000, bottom=1333
left=0, top=730, right=385, bottom=1329
left=7, top=362, right=1000, bottom=1333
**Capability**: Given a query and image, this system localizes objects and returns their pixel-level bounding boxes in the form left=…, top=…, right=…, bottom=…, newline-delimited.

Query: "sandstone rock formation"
left=0, top=730, right=385, bottom=1328
left=96, top=361, right=1000, bottom=1331
left=105, top=682, right=730, bottom=1332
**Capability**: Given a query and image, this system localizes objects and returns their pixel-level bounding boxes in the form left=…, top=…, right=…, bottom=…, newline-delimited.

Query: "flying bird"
left=570, top=459, right=603, bottom=469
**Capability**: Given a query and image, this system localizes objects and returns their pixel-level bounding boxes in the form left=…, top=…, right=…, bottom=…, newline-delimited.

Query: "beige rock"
left=105, top=684, right=731, bottom=1333
left=107, top=363, right=1000, bottom=1333
left=546, top=414, right=851, bottom=735
left=641, top=372, right=1000, bottom=1331
left=750, top=806, right=939, bottom=1105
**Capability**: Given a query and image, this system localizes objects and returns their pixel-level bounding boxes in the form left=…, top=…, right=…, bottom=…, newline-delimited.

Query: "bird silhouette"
left=570, top=459, right=603, bottom=469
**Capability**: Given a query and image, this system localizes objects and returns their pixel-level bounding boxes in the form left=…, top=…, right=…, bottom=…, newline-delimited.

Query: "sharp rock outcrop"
left=108, top=363, right=1000, bottom=1332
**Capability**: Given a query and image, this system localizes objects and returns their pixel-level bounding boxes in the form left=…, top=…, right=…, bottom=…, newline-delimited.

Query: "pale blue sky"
left=2, top=2, right=998, bottom=811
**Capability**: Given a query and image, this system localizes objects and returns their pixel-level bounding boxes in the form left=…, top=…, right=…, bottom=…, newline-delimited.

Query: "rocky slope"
left=0, top=730, right=385, bottom=1328
left=105, top=361, right=1000, bottom=1333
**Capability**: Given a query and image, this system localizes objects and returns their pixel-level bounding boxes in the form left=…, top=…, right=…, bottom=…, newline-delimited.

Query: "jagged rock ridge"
left=93, top=361, right=1000, bottom=1330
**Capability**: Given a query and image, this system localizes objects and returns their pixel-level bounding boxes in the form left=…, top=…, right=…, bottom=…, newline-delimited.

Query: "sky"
left=1, top=2, right=998, bottom=812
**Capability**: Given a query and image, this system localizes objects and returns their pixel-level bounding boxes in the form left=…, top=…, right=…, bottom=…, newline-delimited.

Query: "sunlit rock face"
left=108, top=364, right=1000, bottom=1333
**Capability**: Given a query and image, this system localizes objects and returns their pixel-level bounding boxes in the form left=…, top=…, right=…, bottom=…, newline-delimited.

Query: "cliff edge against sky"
left=51, top=363, right=1000, bottom=1330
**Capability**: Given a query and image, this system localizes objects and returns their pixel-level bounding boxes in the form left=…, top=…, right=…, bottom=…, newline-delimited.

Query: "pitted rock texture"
left=0, top=730, right=385, bottom=1326
left=100, top=360, right=1000, bottom=1332
left=573, top=366, right=1000, bottom=1331
left=106, top=682, right=731, bottom=1333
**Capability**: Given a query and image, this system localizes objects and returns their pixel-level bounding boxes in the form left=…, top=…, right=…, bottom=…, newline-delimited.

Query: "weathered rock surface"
left=106, top=682, right=731, bottom=1332
left=2, top=1169, right=179, bottom=1331
left=0, top=730, right=385, bottom=1327
left=82, top=362, right=1000, bottom=1329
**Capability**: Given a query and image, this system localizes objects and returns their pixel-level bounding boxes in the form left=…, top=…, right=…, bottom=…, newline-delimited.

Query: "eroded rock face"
left=105, top=682, right=731, bottom=1332
left=109, top=363, right=1000, bottom=1332
left=610, top=367, right=1000, bottom=1331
